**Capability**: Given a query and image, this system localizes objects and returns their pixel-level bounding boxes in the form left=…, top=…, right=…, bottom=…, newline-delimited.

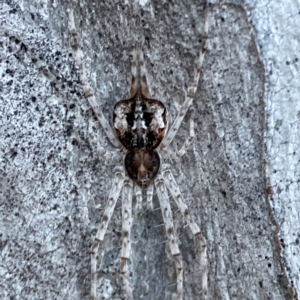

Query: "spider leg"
left=154, top=175, right=183, bottom=300
left=120, top=178, right=134, bottom=300
left=90, top=168, right=125, bottom=300
left=162, top=164, right=208, bottom=300
left=130, top=47, right=151, bottom=98
left=146, top=184, right=154, bottom=211
left=160, top=1, right=209, bottom=150
left=139, top=48, right=151, bottom=98
left=134, top=184, right=154, bottom=212
left=130, top=46, right=139, bottom=97
left=134, top=185, right=143, bottom=212
left=69, top=9, right=120, bottom=148
left=173, top=108, right=195, bottom=160
left=163, top=108, right=195, bottom=161
left=95, top=143, right=123, bottom=164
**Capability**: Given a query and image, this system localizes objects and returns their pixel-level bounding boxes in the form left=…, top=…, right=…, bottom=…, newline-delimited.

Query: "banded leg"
left=90, top=168, right=125, bottom=300
left=130, top=47, right=139, bottom=97
left=139, top=48, right=151, bottom=98
left=129, top=47, right=151, bottom=98
left=146, top=184, right=154, bottom=211
left=163, top=108, right=195, bottom=161
left=134, top=185, right=143, bottom=212
left=68, top=9, right=120, bottom=148
left=154, top=175, right=183, bottom=300
left=94, top=144, right=123, bottom=164
left=120, top=178, right=134, bottom=300
left=162, top=165, right=208, bottom=300
left=160, top=0, right=209, bottom=150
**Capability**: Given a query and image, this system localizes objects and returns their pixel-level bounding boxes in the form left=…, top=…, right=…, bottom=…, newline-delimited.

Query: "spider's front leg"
left=162, top=164, right=208, bottom=300
left=154, top=175, right=184, bottom=300
left=120, top=178, right=134, bottom=300
left=90, top=168, right=125, bottom=300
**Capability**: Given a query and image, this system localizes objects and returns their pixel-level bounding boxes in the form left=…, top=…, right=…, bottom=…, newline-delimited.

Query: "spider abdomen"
left=113, top=91, right=168, bottom=151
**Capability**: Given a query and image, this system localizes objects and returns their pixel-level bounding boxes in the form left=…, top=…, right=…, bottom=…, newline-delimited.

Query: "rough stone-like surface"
left=244, top=0, right=300, bottom=297
left=0, top=1, right=298, bottom=299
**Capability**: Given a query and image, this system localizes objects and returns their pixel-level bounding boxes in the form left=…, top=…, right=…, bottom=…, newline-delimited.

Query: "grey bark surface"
left=0, top=1, right=298, bottom=300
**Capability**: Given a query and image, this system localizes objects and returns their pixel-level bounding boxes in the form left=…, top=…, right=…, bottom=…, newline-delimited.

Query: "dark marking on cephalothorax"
left=113, top=90, right=167, bottom=187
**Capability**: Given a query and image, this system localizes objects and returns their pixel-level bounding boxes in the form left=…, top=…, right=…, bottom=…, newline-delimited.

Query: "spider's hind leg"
left=130, top=47, right=139, bottom=97
left=129, top=47, right=151, bottom=98
left=176, top=107, right=195, bottom=159
left=160, top=0, right=209, bottom=150
left=139, top=48, right=151, bottom=98
left=68, top=8, right=120, bottom=148
left=165, top=108, right=195, bottom=161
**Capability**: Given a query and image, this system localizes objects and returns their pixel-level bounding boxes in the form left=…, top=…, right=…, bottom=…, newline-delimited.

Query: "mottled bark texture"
left=0, top=0, right=298, bottom=299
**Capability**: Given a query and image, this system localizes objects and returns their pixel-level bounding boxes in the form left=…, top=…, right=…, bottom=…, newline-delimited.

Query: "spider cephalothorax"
left=69, top=2, right=209, bottom=299
left=113, top=90, right=167, bottom=187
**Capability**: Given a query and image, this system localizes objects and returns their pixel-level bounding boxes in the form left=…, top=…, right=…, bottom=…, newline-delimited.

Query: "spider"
left=69, top=2, right=209, bottom=299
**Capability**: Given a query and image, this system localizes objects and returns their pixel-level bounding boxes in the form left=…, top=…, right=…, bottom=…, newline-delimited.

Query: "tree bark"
left=0, top=0, right=298, bottom=299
